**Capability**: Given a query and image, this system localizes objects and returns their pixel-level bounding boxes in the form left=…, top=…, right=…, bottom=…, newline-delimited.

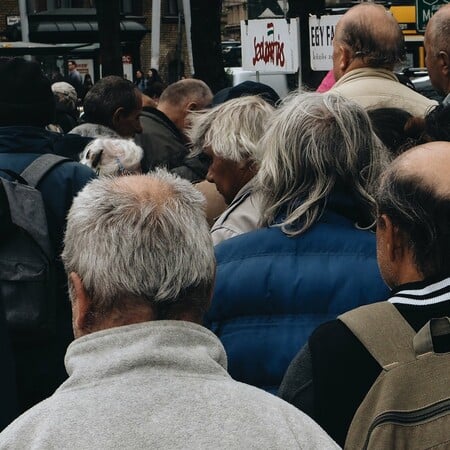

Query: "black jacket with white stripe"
left=279, top=276, right=450, bottom=447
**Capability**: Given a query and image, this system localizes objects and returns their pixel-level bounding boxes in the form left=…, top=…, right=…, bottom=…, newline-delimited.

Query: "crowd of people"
left=0, top=2, right=449, bottom=448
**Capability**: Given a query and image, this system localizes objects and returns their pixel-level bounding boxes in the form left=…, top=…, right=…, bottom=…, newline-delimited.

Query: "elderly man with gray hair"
left=330, top=3, right=436, bottom=115
left=0, top=171, right=339, bottom=449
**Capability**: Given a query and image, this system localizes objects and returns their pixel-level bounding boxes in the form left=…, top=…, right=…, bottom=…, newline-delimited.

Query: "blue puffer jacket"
left=205, top=196, right=390, bottom=394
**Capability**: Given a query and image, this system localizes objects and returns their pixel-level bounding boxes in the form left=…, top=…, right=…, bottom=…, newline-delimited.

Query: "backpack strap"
left=339, top=301, right=416, bottom=370
left=414, top=317, right=450, bottom=356
left=20, top=154, right=69, bottom=188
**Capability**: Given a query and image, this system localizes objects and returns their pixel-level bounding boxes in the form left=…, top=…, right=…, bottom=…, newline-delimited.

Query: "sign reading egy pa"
left=240, top=19, right=300, bottom=73
left=309, top=15, right=342, bottom=71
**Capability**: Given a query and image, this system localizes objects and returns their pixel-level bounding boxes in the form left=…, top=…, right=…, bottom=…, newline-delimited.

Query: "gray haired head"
left=188, top=95, right=274, bottom=164
left=62, top=170, right=215, bottom=320
left=257, top=91, right=390, bottom=235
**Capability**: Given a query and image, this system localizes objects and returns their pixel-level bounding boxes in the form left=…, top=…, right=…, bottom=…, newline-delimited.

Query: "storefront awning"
left=6, top=9, right=148, bottom=44
left=0, top=41, right=87, bottom=56
left=29, top=19, right=147, bottom=43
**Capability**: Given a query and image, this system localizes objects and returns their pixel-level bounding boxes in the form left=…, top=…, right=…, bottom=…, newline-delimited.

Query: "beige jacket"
left=331, top=68, right=437, bottom=116
left=211, top=181, right=261, bottom=246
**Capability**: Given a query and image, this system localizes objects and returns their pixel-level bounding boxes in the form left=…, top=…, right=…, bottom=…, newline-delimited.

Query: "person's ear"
left=438, top=50, right=450, bottom=76
left=380, top=214, right=405, bottom=263
left=70, top=272, right=93, bottom=337
left=339, top=45, right=353, bottom=73
left=185, top=101, right=198, bottom=112
left=112, top=107, right=125, bottom=130
left=237, top=158, right=256, bottom=173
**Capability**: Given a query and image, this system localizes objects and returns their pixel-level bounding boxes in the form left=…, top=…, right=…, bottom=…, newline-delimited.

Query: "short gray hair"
left=189, top=95, right=274, bottom=163
left=159, top=78, right=212, bottom=108
left=258, top=91, right=390, bottom=235
left=62, top=170, right=215, bottom=314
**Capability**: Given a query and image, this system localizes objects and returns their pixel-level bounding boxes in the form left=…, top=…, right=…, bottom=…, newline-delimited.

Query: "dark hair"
left=376, top=169, right=450, bottom=278
left=149, top=68, right=163, bottom=84
left=143, top=81, right=166, bottom=99
left=0, top=57, right=55, bottom=127
left=83, top=76, right=141, bottom=128
left=368, top=108, right=414, bottom=157
left=68, top=60, right=77, bottom=66
left=401, top=104, right=450, bottom=148
left=424, top=103, right=450, bottom=142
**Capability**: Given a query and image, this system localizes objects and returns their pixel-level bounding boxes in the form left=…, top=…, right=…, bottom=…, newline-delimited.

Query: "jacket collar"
left=141, top=107, right=185, bottom=143
left=389, top=276, right=450, bottom=306
left=334, top=68, right=398, bottom=88
left=0, top=126, right=60, bottom=154
left=62, top=321, right=228, bottom=390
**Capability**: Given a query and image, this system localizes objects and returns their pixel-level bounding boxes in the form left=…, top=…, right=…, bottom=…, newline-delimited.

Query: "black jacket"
left=136, top=107, right=207, bottom=182
left=279, top=277, right=450, bottom=446
left=0, top=126, right=95, bottom=418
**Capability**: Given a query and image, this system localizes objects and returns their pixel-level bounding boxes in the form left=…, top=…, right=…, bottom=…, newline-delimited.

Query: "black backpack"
left=0, top=154, right=69, bottom=339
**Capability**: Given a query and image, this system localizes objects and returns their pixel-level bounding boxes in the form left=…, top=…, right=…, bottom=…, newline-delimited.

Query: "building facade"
left=0, top=0, right=191, bottom=85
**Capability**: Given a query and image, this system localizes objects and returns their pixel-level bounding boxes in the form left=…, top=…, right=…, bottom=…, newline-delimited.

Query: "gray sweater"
left=0, top=321, right=339, bottom=450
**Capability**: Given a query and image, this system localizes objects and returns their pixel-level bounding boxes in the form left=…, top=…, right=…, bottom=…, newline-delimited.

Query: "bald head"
left=333, top=3, right=405, bottom=79
left=114, top=174, right=175, bottom=208
left=424, top=4, right=450, bottom=95
left=376, top=141, right=450, bottom=279
left=391, top=142, right=450, bottom=197
left=62, top=170, right=215, bottom=332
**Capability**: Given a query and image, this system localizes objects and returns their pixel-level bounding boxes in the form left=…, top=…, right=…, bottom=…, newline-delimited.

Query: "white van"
left=226, top=67, right=290, bottom=99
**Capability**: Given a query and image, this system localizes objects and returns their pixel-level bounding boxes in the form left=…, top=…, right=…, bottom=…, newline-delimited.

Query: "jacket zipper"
left=363, top=398, right=450, bottom=450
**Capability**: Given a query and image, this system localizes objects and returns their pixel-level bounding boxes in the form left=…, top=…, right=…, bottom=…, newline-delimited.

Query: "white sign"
left=122, top=55, right=133, bottom=81
left=309, top=15, right=342, bottom=71
left=240, top=18, right=300, bottom=73
left=74, top=59, right=95, bottom=83
left=7, top=16, right=20, bottom=26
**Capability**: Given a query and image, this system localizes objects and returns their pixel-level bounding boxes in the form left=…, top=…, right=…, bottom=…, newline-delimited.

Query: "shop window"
left=27, top=0, right=48, bottom=13
left=164, top=0, right=180, bottom=17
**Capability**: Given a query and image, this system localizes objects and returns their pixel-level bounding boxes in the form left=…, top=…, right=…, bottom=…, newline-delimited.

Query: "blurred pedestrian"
left=82, top=73, right=93, bottom=100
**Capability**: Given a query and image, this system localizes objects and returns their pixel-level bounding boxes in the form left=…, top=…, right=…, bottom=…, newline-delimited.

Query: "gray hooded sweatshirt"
left=0, top=321, right=339, bottom=450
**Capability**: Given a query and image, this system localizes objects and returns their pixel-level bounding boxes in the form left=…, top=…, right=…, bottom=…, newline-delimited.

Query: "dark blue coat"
left=0, top=126, right=95, bottom=417
left=205, top=198, right=390, bottom=393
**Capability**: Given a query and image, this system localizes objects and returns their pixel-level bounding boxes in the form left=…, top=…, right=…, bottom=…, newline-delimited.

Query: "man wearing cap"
left=212, top=80, right=280, bottom=107
left=0, top=58, right=95, bottom=419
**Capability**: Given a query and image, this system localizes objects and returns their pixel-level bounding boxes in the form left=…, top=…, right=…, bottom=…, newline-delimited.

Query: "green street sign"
left=416, top=0, right=449, bottom=32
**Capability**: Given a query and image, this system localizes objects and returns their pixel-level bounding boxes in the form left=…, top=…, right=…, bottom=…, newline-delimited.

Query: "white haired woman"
left=189, top=95, right=274, bottom=244
left=204, top=92, right=391, bottom=393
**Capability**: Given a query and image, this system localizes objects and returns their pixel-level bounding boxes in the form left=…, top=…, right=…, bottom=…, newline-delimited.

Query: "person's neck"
left=157, top=103, right=184, bottom=132
left=343, top=61, right=394, bottom=75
